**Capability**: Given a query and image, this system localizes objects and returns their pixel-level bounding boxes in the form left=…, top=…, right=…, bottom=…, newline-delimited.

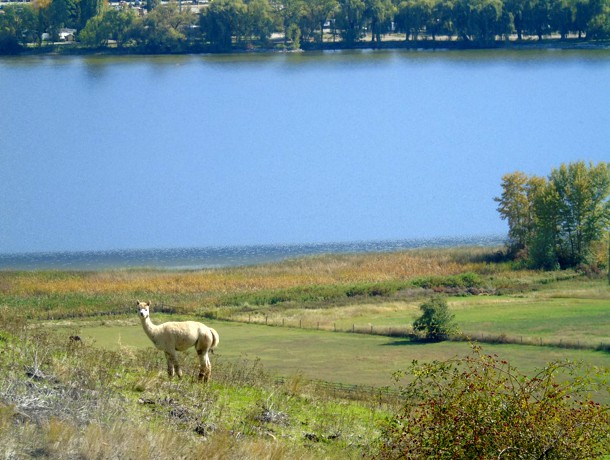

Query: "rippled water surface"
left=0, top=235, right=504, bottom=270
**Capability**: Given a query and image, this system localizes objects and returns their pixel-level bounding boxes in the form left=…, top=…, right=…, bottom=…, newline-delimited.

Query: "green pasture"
left=320, top=296, right=610, bottom=347
left=453, top=295, right=610, bottom=344
left=266, top=279, right=610, bottom=348
left=62, top=317, right=610, bottom=389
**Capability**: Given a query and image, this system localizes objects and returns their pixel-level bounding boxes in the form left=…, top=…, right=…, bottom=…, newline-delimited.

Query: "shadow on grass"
left=381, top=339, right=442, bottom=347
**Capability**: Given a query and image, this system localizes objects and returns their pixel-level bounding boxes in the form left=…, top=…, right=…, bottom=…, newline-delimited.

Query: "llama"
left=136, top=300, right=219, bottom=382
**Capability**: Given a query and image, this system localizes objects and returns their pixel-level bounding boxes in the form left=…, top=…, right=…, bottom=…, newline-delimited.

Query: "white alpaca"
left=137, top=301, right=219, bottom=382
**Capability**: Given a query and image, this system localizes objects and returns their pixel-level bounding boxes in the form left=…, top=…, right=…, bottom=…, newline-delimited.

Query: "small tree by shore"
left=495, top=161, right=610, bottom=270
left=412, top=296, right=457, bottom=341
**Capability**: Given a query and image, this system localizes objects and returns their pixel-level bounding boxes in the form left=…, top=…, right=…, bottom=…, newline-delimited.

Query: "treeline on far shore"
left=1, top=0, right=610, bottom=54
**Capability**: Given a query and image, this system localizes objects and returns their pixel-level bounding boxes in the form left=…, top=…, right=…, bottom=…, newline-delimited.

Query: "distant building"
left=59, top=28, right=76, bottom=41
left=42, top=28, right=77, bottom=42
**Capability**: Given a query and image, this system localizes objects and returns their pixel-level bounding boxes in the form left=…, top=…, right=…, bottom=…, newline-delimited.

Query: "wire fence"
left=238, top=314, right=610, bottom=352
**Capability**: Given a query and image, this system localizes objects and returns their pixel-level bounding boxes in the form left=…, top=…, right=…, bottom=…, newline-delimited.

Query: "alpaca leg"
left=197, top=350, right=211, bottom=382
left=171, top=351, right=183, bottom=378
left=165, top=352, right=175, bottom=378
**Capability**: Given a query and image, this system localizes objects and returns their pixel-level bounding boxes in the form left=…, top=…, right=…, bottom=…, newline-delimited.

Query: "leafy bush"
left=378, top=346, right=610, bottom=459
left=412, top=296, right=457, bottom=341
left=411, top=272, right=482, bottom=290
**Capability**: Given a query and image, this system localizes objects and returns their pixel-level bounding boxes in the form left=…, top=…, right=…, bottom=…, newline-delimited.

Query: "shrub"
left=378, top=345, right=610, bottom=459
left=411, top=272, right=482, bottom=290
left=412, top=296, right=457, bottom=341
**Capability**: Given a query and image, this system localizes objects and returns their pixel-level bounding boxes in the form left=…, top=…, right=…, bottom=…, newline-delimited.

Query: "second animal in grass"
left=137, top=300, right=219, bottom=382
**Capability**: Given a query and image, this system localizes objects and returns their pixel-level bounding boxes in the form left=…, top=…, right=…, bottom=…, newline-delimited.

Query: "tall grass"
left=0, top=247, right=501, bottom=296
left=0, top=247, right=531, bottom=320
left=0, top=310, right=390, bottom=459
left=0, top=249, right=585, bottom=326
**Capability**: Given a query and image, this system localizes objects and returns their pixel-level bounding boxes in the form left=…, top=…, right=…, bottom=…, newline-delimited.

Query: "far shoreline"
left=0, top=235, right=507, bottom=271
left=5, top=36, right=610, bottom=58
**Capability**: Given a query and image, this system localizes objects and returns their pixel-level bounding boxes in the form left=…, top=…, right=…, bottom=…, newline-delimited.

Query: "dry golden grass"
left=1, top=248, right=492, bottom=298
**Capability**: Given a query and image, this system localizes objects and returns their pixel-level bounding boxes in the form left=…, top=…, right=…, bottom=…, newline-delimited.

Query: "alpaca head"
left=137, top=300, right=150, bottom=319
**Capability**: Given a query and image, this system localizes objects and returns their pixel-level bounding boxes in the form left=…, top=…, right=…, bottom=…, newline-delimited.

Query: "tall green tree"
left=31, top=0, right=53, bottom=45
left=201, top=0, right=247, bottom=49
left=136, top=2, right=195, bottom=51
left=79, top=4, right=137, bottom=47
left=364, top=0, right=395, bottom=42
left=587, top=0, right=610, bottom=37
left=275, top=0, right=305, bottom=47
left=547, top=161, right=610, bottom=267
left=495, top=171, right=546, bottom=258
left=497, top=161, right=610, bottom=269
left=395, top=0, right=433, bottom=41
left=526, top=178, right=561, bottom=269
left=454, top=0, right=506, bottom=44
left=574, top=0, right=593, bottom=36
left=49, top=0, right=78, bottom=34
left=505, top=0, right=527, bottom=38
left=428, top=0, right=457, bottom=39
left=524, top=0, right=552, bottom=39
left=0, top=4, right=38, bottom=52
left=246, top=0, right=278, bottom=44
left=550, top=0, right=575, bottom=38
left=336, top=0, right=366, bottom=44
left=301, top=0, right=339, bottom=43
left=76, top=0, right=104, bottom=30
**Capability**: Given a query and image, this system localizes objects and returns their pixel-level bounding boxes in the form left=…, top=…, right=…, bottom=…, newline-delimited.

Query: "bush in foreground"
left=379, top=345, right=610, bottom=459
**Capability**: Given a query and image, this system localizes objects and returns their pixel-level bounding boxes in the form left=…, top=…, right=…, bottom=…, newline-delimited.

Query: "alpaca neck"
left=140, top=316, right=161, bottom=342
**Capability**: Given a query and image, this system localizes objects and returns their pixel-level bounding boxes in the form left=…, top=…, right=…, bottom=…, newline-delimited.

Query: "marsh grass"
left=0, top=247, right=518, bottom=320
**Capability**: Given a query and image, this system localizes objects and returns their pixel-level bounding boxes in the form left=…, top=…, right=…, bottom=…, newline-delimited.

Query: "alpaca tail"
left=209, top=328, right=219, bottom=353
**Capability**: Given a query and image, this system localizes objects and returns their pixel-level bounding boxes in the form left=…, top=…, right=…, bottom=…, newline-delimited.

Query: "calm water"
left=1, top=49, right=609, bottom=261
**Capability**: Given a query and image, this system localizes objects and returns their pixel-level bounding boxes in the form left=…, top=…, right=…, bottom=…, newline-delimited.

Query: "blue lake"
left=1, top=49, right=609, bottom=261
left=0, top=235, right=504, bottom=270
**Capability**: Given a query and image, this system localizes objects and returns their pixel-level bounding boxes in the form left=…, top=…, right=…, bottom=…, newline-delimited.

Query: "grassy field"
left=1, top=247, right=609, bottom=458
left=60, top=316, right=610, bottom=388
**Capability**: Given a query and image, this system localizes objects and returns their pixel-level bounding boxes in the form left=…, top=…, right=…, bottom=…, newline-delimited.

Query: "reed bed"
left=0, top=246, right=565, bottom=321
left=1, top=247, right=498, bottom=297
